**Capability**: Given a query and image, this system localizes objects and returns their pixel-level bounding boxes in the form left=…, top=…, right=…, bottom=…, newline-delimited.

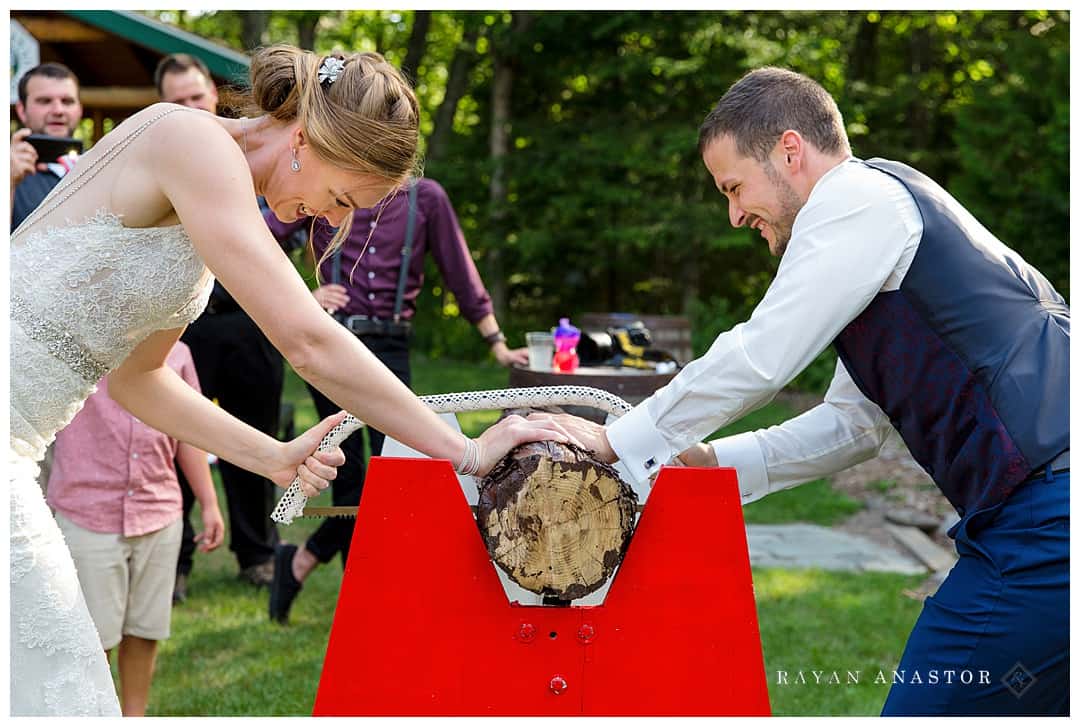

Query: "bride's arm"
left=150, top=114, right=572, bottom=474
left=108, top=327, right=345, bottom=496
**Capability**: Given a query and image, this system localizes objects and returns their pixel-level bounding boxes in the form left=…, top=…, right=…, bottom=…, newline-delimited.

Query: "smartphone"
left=25, top=134, right=83, bottom=161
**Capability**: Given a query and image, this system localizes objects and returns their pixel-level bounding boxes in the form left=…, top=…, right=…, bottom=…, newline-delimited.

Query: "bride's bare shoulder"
left=136, top=103, right=243, bottom=167
left=91, top=104, right=245, bottom=224
left=113, top=102, right=217, bottom=132
left=141, top=103, right=232, bottom=139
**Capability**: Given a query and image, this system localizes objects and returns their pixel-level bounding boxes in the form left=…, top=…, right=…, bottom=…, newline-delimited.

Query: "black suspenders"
left=332, top=179, right=418, bottom=325
left=393, top=180, right=420, bottom=324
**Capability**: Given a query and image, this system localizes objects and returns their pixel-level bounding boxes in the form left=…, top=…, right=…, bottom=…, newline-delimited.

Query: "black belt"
left=1023, top=450, right=1069, bottom=483
left=336, top=314, right=412, bottom=338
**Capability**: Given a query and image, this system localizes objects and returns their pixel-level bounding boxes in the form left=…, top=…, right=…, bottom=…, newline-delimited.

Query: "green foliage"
left=949, top=12, right=1070, bottom=297
left=688, top=294, right=738, bottom=358
left=422, top=10, right=1069, bottom=388
left=151, top=10, right=1069, bottom=387
left=788, top=348, right=839, bottom=394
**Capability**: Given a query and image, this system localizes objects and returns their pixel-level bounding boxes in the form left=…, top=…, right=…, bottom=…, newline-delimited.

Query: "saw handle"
left=270, top=414, right=364, bottom=525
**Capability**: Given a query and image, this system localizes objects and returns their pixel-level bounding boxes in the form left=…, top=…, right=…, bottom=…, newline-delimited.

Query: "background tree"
left=401, top=10, right=431, bottom=80
left=240, top=10, right=269, bottom=50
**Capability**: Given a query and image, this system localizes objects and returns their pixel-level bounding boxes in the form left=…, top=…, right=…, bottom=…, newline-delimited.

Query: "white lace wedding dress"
left=9, top=107, right=214, bottom=715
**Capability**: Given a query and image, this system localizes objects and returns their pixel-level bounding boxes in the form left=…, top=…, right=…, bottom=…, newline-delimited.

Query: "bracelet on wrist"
left=483, top=330, right=507, bottom=346
left=456, top=437, right=482, bottom=477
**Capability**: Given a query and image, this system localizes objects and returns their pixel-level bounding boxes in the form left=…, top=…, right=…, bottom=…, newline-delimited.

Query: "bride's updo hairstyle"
left=241, top=44, right=420, bottom=261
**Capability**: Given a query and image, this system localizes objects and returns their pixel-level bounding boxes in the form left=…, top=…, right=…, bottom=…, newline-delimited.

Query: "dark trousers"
left=177, top=310, right=284, bottom=573
left=304, top=334, right=411, bottom=567
left=881, top=468, right=1069, bottom=715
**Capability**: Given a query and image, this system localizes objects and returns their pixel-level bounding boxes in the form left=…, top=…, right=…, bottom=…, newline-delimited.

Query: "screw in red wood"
left=549, top=675, right=568, bottom=695
left=517, top=623, right=536, bottom=643
left=577, top=623, right=596, bottom=644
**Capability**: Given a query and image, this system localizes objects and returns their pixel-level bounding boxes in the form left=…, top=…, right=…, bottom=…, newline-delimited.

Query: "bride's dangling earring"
left=291, top=149, right=302, bottom=173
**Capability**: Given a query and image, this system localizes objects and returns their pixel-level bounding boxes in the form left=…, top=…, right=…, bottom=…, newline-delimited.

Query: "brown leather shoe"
left=238, top=559, right=275, bottom=587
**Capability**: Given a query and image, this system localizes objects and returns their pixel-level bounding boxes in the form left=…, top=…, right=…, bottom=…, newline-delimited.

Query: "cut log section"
left=477, top=440, right=638, bottom=600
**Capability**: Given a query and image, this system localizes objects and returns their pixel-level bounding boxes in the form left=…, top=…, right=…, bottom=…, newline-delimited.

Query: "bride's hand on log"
left=474, top=414, right=585, bottom=477
left=525, top=412, right=617, bottom=464
left=267, top=411, right=348, bottom=496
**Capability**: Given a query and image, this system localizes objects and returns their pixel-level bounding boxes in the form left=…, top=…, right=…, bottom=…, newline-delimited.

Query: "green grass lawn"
left=754, top=568, right=924, bottom=715
left=149, top=355, right=918, bottom=716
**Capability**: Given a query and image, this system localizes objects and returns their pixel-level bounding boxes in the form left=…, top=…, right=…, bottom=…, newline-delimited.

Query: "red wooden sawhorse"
left=314, top=458, right=770, bottom=716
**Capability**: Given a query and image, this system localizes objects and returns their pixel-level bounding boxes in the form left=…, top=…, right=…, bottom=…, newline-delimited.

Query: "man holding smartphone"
left=11, top=62, right=83, bottom=230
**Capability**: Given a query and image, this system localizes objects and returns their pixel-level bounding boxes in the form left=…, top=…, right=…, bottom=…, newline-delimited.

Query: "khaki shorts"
left=55, top=513, right=182, bottom=650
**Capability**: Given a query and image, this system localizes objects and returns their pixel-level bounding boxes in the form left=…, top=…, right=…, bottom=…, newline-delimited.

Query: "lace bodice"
left=8, top=103, right=215, bottom=717
left=10, top=132, right=213, bottom=461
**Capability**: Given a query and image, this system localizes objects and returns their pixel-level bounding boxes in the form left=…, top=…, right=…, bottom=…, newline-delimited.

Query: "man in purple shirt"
left=263, top=177, right=526, bottom=623
left=47, top=342, right=224, bottom=716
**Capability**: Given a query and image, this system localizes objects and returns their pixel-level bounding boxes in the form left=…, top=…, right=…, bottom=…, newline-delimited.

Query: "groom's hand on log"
left=526, top=412, right=617, bottom=464
left=270, top=411, right=348, bottom=497
left=475, top=414, right=585, bottom=477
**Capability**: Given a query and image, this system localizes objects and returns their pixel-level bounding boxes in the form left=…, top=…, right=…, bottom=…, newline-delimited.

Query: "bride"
left=9, top=45, right=574, bottom=715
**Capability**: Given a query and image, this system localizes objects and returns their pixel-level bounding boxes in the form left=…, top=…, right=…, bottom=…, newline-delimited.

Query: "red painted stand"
left=314, top=458, right=770, bottom=716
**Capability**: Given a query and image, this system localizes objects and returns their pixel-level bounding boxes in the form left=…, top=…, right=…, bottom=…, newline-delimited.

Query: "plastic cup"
left=525, top=332, right=555, bottom=371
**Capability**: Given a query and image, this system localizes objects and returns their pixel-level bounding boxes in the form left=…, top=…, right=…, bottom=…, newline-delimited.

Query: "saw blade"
left=297, top=505, right=482, bottom=518
left=298, top=506, right=359, bottom=518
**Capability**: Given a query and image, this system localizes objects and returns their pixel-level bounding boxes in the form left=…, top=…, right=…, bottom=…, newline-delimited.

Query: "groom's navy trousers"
left=882, top=467, right=1069, bottom=715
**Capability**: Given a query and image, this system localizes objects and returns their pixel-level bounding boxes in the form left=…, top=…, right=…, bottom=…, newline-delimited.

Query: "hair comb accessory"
left=318, top=56, right=346, bottom=86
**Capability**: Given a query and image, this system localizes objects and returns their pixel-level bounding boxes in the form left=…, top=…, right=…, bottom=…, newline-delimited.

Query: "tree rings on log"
left=476, top=440, right=638, bottom=600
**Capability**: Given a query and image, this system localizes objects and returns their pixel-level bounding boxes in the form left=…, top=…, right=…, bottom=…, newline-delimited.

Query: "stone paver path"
left=747, top=523, right=927, bottom=574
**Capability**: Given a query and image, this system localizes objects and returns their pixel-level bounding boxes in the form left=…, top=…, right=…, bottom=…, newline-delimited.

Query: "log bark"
left=477, top=440, right=637, bottom=600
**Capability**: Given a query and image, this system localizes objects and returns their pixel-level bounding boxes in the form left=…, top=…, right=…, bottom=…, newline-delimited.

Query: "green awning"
left=65, top=10, right=250, bottom=85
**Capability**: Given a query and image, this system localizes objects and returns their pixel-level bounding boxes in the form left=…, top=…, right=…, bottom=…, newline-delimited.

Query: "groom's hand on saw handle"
left=268, top=411, right=348, bottom=497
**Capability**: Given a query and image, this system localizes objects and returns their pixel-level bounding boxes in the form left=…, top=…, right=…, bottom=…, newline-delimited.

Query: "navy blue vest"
left=833, top=159, right=1069, bottom=517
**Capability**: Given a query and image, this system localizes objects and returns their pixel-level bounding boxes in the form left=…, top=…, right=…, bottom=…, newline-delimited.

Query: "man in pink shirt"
left=47, top=341, right=224, bottom=716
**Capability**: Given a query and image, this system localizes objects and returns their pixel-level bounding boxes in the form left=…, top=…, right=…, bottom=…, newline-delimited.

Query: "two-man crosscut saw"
left=271, top=386, right=638, bottom=524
